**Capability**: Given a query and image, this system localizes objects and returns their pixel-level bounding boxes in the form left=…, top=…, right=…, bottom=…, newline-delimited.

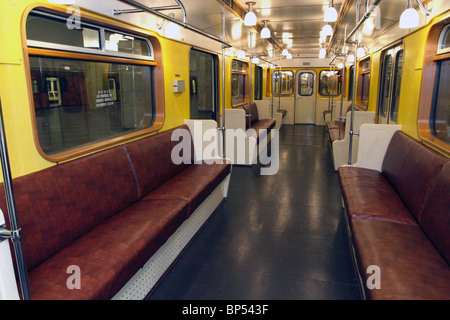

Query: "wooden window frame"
left=22, top=5, right=165, bottom=163
left=356, top=57, right=371, bottom=110
left=231, top=59, right=249, bottom=108
left=272, top=70, right=294, bottom=97
left=418, top=16, right=450, bottom=154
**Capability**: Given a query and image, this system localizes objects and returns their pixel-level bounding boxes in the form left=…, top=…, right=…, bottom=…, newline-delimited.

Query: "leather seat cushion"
left=338, top=167, right=417, bottom=225
left=351, top=219, right=450, bottom=300
left=124, top=125, right=193, bottom=198
left=144, top=162, right=231, bottom=215
left=0, top=145, right=139, bottom=271
left=27, top=199, right=189, bottom=300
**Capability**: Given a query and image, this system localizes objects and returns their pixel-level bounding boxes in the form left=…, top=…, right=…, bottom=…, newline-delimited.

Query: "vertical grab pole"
left=339, top=55, right=346, bottom=140
left=339, top=28, right=347, bottom=141
left=221, top=5, right=226, bottom=158
left=248, top=31, right=253, bottom=130
left=331, top=64, right=335, bottom=121
left=0, top=99, right=30, bottom=300
left=348, top=1, right=361, bottom=165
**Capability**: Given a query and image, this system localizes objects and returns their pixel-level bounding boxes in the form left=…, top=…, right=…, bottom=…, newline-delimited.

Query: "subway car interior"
left=0, top=0, right=449, bottom=304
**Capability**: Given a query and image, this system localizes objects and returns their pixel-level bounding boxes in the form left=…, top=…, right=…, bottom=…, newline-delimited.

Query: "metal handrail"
left=117, top=0, right=232, bottom=48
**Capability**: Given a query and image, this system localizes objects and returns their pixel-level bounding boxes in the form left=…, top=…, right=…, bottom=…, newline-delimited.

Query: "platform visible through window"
left=26, top=9, right=158, bottom=159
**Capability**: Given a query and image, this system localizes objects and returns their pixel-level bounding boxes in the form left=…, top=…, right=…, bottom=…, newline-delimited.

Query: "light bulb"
left=338, top=63, right=344, bottom=69
left=252, top=57, right=260, bottom=64
left=399, top=8, right=419, bottom=28
left=237, top=50, right=246, bottom=59
left=165, top=22, right=181, bottom=39
left=261, top=27, right=271, bottom=38
left=357, top=47, right=366, bottom=58
left=322, top=24, right=333, bottom=36
left=347, top=54, right=355, bottom=63
left=286, top=53, right=292, bottom=59
left=319, top=48, right=326, bottom=59
left=324, top=7, right=338, bottom=22
left=282, top=48, right=288, bottom=56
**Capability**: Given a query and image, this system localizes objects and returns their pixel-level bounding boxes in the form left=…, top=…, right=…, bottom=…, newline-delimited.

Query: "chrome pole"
left=348, top=1, right=361, bottom=165
left=0, top=98, right=30, bottom=300
left=221, top=6, right=226, bottom=158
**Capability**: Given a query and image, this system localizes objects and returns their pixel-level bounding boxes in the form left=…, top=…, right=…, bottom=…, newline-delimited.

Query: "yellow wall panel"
left=397, top=27, right=429, bottom=141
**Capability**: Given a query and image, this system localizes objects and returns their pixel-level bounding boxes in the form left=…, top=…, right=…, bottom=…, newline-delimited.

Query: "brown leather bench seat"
left=326, top=105, right=363, bottom=143
left=240, top=103, right=276, bottom=141
left=278, top=109, right=287, bottom=119
left=0, top=125, right=231, bottom=300
left=338, top=131, right=450, bottom=299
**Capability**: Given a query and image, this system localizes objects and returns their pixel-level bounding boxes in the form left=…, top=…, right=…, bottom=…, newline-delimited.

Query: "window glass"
left=30, top=56, right=154, bottom=155
left=190, top=49, right=216, bottom=119
left=231, top=74, right=246, bottom=105
left=431, top=59, right=450, bottom=143
left=272, top=70, right=293, bottom=96
left=319, top=70, right=341, bottom=96
left=231, top=60, right=248, bottom=106
left=254, top=66, right=263, bottom=100
left=298, top=72, right=314, bottom=96
left=390, top=50, right=404, bottom=122
left=438, top=25, right=450, bottom=54
left=26, top=13, right=101, bottom=50
left=26, top=12, right=152, bottom=60
left=356, top=58, right=371, bottom=108
left=380, top=54, right=393, bottom=118
left=104, top=31, right=150, bottom=56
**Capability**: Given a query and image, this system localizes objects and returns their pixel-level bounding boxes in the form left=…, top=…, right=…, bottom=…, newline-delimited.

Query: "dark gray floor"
left=149, top=125, right=361, bottom=300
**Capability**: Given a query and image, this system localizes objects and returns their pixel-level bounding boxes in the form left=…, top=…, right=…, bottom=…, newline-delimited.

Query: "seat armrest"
left=353, top=124, right=402, bottom=171
left=224, top=109, right=246, bottom=131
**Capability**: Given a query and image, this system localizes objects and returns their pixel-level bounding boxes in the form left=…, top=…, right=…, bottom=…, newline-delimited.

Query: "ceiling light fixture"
left=244, top=2, right=257, bottom=26
left=322, top=24, right=333, bottom=37
left=319, top=47, right=327, bottom=59
left=282, top=48, right=289, bottom=56
left=237, top=49, right=246, bottom=59
left=324, top=0, right=338, bottom=22
left=399, top=0, right=431, bottom=29
left=261, top=20, right=271, bottom=38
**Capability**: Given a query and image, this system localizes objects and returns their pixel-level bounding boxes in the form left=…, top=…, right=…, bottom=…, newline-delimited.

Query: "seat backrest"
left=124, top=125, right=193, bottom=198
left=242, top=103, right=259, bottom=128
left=419, top=161, right=450, bottom=264
left=0, top=145, right=138, bottom=271
left=382, top=131, right=448, bottom=221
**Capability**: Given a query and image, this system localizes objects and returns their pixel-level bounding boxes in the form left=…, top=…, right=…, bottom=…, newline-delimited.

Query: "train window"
left=390, top=50, right=404, bottom=123
left=356, top=57, right=371, bottom=109
left=272, top=70, right=293, bottom=96
left=437, top=25, right=450, bottom=54
left=318, top=70, right=341, bottom=96
left=231, top=60, right=249, bottom=106
left=431, top=59, right=450, bottom=143
left=25, top=9, right=161, bottom=161
left=378, top=46, right=404, bottom=124
left=26, top=12, right=101, bottom=50
left=418, top=18, right=450, bottom=153
left=26, top=11, right=153, bottom=61
left=298, top=72, right=314, bottom=96
left=190, top=49, right=218, bottom=120
left=347, top=65, right=354, bottom=101
left=254, top=66, right=263, bottom=100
